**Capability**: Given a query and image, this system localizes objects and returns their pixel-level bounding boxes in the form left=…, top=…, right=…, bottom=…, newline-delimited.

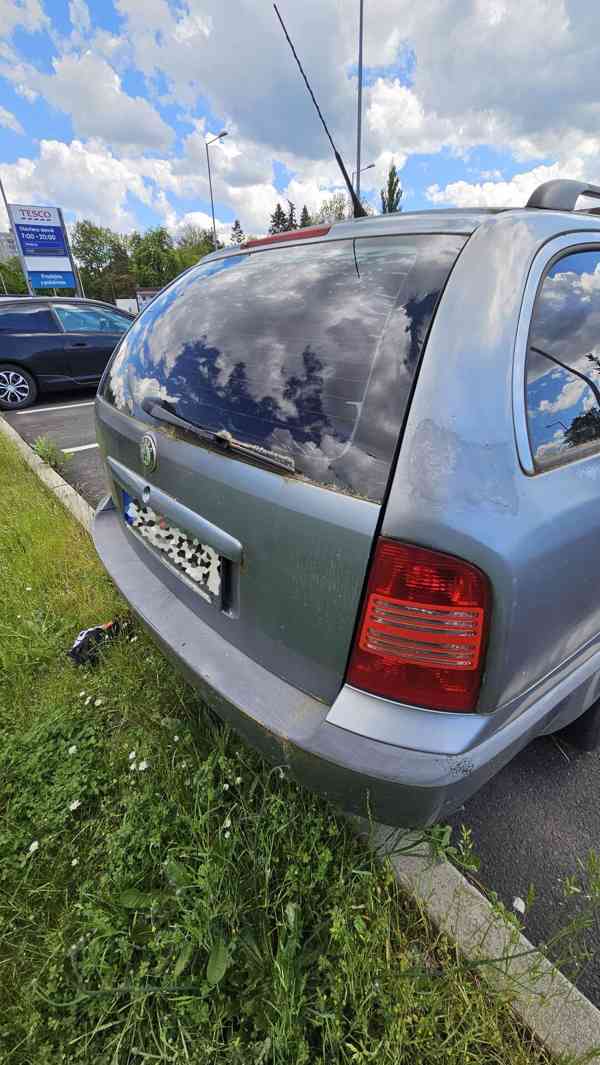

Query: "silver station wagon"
left=94, top=179, right=600, bottom=827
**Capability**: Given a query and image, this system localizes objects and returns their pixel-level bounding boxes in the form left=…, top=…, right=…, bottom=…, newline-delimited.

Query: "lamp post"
left=205, top=130, right=228, bottom=250
left=351, top=162, right=375, bottom=189
left=355, top=0, right=365, bottom=200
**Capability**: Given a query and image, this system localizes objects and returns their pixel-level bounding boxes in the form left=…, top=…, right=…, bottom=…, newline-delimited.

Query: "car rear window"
left=102, top=234, right=464, bottom=502
left=0, top=306, right=58, bottom=332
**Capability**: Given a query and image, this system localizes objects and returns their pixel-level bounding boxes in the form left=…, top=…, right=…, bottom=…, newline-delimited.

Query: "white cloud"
left=35, top=52, right=174, bottom=152
left=538, top=376, right=588, bottom=415
left=0, top=0, right=48, bottom=36
left=68, top=0, right=91, bottom=35
left=0, top=106, right=23, bottom=134
left=426, top=161, right=598, bottom=209
left=0, top=139, right=153, bottom=231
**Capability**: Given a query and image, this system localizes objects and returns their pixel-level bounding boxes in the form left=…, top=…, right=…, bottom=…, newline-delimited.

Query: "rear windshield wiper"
left=141, top=396, right=295, bottom=474
left=141, top=396, right=217, bottom=444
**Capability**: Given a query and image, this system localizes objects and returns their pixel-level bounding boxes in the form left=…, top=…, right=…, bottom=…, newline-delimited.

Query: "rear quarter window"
left=102, top=234, right=465, bottom=502
left=0, top=306, right=57, bottom=333
left=526, top=248, right=600, bottom=469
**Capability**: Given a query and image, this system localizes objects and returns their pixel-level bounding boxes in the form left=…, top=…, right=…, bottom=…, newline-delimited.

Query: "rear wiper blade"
left=213, top=430, right=296, bottom=474
left=141, top=396, right=219, bottom=445
left=141, top=396, right=295, bottom=473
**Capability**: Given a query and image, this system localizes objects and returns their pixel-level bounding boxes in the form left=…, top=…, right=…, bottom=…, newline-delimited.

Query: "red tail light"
left=347, top=540, right=491, bottom=713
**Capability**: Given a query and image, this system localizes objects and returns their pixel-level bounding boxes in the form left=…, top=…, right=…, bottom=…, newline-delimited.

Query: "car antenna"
left=273, top=3, right=367, bottom=219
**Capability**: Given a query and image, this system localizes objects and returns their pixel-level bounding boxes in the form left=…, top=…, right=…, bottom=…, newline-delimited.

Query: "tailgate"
left=96, top=232, right=465, bottom=703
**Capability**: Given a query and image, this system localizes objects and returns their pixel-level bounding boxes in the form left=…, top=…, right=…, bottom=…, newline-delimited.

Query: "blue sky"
left=0, top=0, right=598, bottom=239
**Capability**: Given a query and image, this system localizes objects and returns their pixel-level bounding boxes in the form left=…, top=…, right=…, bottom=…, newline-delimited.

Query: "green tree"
left=129, top=227, right=179, bottom=288
left=380, top=162, right=402, bottom=213
left=71, top=220, right=134, bottom=301
left=299, top=205, right=312, bottom=228
left=230, top=219, right=244, bottom=245
left=174, top=223, right=215, bottom=270
left=0, top=256, right=27, bottom=295
left=269, top=202, right=288, bottom=234
left=286, top=201, right=297, bottom=231
left=315, top=192, right=348, bottom=223
left=565, top=408, right=600, bottom=449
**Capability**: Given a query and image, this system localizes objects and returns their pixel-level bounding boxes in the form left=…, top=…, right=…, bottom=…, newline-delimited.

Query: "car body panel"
left=62, top=331, right=124, bottom=381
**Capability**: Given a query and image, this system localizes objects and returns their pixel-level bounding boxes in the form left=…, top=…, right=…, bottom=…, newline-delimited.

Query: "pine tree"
left=300, top=205, right=312, bottom=228
left=231, top=219, right=244, bottom=245
left=269, top=202, right=288, bottom=234
left=286, top=200, right=297, bottom=231
left=380, top=163, right=402, bottom=214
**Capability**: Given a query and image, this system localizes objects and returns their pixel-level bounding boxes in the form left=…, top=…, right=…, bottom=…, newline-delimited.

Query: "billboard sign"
left=28, top=269, right=76, bottom=289
left=6, top=203, right=80, bottom=295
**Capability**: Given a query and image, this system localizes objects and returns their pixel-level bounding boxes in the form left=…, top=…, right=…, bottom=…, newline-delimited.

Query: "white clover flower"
left=94, top=698, right=104, bottom=707
left=68, top=745, right=77, bottom=756
left=79, top=690, right=86, bottom=698
left=128, top=751, right=136, bottom=761
left=224, top=830, right=231, bottom=839
left=513, top=896, right=526, bottom=915
left=69, top=799, right=81, bottom=812
left=26, top=586, right=32, bottom=591
left=27, top=840, right=39, bottom=855
left=138, top=760, right=149, bottom=772
left=174, top=735, right=180, bottom=742
left=223, top=783, right=229, bottom=791
left=71, top=858, right=79, bottom=867
left=235, top=776, right=242, bottom=785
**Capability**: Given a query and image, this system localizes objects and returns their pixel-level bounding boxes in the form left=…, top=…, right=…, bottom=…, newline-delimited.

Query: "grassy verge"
left=0, top=431, right=550, bottom=1065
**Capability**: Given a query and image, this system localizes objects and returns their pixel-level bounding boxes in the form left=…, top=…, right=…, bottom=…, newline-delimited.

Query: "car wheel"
left=0, top=366, right=38, bottom=411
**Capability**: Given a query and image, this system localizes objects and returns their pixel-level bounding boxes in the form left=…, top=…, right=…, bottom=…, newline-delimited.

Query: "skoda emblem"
left=140, top=432, right=158, bottom=472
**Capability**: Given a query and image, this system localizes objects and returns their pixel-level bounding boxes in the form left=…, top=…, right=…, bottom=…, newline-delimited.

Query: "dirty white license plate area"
left=123, top=491, right=222, bottom=604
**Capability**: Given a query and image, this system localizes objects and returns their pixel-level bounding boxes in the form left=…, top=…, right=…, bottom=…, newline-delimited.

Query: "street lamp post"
left=205, top=130, right=228, bottom=250
left=355, top=0, right=365, bottom=200
left=351, top=162, right=375, bottom=189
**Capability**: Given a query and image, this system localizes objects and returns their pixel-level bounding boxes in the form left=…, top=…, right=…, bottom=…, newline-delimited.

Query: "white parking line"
left=63, top=443, right=99, bottom=454
left=13, top=400, right=95, bottom=415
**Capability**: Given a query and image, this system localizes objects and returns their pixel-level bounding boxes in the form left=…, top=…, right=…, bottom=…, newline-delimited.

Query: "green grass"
left=0, top=431, right=551, bottom=1065
left=32, top=434, right=70, bottom=471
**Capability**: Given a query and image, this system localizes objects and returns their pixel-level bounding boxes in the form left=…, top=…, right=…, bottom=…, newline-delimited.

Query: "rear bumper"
left=93, top=496, right=535, bottom=827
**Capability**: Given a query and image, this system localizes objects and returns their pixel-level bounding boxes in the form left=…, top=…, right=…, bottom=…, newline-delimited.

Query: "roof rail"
left=526, top=179, right=600, bottom=211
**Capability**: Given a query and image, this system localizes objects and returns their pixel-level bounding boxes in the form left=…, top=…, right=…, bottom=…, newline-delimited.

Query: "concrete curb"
left=3, top=412, right=600, bottom=1062
left=0, top=415, right=94, bottom=531
left=357, top=823, right=600, bottom=1062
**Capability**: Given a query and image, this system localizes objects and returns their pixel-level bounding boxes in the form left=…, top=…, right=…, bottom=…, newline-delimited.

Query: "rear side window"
left=527, top=248, right=600, bottom=469
left=53, top=304, right=131, bottom=333
left=0, top=306, right=57, bottom=333
left=102, top=234, right=464, bottom=502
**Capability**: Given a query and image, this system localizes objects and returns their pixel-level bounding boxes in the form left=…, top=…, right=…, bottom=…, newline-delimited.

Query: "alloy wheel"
left=0, top=370, right=30, bottom=407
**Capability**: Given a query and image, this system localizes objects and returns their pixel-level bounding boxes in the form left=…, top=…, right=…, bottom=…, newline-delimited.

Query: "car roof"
left=202, top=207, right=511, bottom=265
left=0, top=295, right=134, bottom=312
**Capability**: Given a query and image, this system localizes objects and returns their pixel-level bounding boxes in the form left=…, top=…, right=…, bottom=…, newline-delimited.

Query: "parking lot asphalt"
left=3, top=388, right=108, bottom=508
left=3, top=389, right=600, bottom=1006
left=450, top=737, right=600, bottom=1005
